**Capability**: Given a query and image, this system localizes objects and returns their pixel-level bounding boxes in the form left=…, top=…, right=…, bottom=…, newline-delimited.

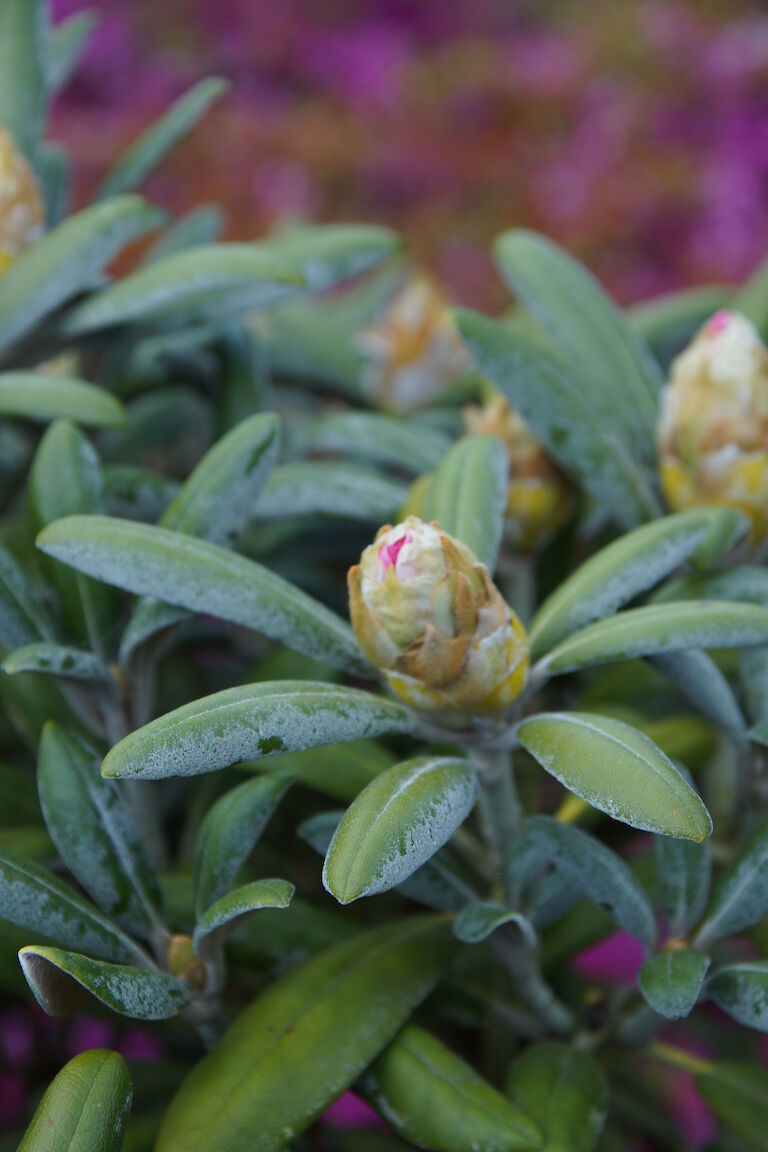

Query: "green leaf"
left=37, top=723, right=163, bottom=939
left=17, top=1048, right=132, bottom=1152
left=493, top=230, right=661, bottom=447
left=629, top=284, right=731, bottom=365
left=529, top=510, right=735, bottom=660
left=504, top=1041, right=608, bottom=1152
left=538, top=602, right=768, bottom=677
left=47, top=10, right=97, bottom=95
left=425, top=435, right=508, bottom=571
left=242, top=739, right=397, bottom=802
left=143, top=205, right=225, bottom=264
left=654, top=566, right=768, bottom=608
left=0, top=539, right=54, bottom=648
left=696, top=1061, right=768, bottom=1148
left=62, top=244, right=304, bottom=335
left=194, top=773, right=293, bottom=916
left=735, top=254, right=768, bottom=333
left=97, top=78, right=228, bottom=200
left=38, top=141, right=71, bottom=226
left=655, top=835, right=711, bottom=938
left=516, top=713, right=712, bottom=841
left=28, top=421, right=112, bottom=648
left=4, top=642, right=111, bottom=683
left=697, top=814, right=768, bottom=946
left=155, top=916, right=454, bottom=1152
left=193, top=878, right=294, bottom=954
left=637, top=950, right=709, bottom=1019
left=36, top=516, right=368, bottom=674
left=19, top=946, right=192, bottom=1020
left=363, top=1026, right=541, bottom=1152
left=453, top=901, right=536, bottom=948
left=254, top=462, right=408, bottom=524
left=508, top=817, right=657, bottom=946
left=0, top=196, right=164, bottom=356
left=0, top=849, right=142, bottom=962
left=0, top=0, right=46, bottom=162
left=323, top=756, right=477, bottom=904
left=707, top=961, right=768, bottom=1031
left=103, top=465, right=179, bottom=523
left=265, top=223, right=400, bottom=291
left=102, top=682, right=413, bottom=781
left=290, top=412, right=451, bottom=474
left=0, top=371, right=126, bottom=427
left=455, top=308, right=659, bottom=528
left=651, top=649, right=746, bottom=736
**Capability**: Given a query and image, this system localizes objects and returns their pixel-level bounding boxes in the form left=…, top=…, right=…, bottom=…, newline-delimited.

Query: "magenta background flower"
left=572, top=930, right=647, bottom=986
left=321, top=1090, right=385, bottom=1129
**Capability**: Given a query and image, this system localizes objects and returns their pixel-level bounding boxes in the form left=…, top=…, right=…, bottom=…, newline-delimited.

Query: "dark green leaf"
left=265, top=223, right=400, bottom=291
left=47, top=10, right=97, bottom=95
left=193, top=878, right=294, bottom=954
left=102, top=682, right=413, bottom=780
left=651, top=649, right=746, bottom=736
left=37, top=722, right=163, bottom=939
left=17, top=1048, right=132, bottom=1152
left=4, top=642, right=111, bottom=683
left=707, top=961, right=768, bottom=1031
left=505, top=1041, right=608, bottom=1152
left=19, top=946, right=192, bottom=1020
left=453, top=901, right=536, bottom=947
left=696, top=1061, right=768, bottom=1148
left=0, top=539, right=54, bottom=648
left=697, top=814, right=768, bottom=946
left=36, top=516, right=368, bottom=674
left=637, top=950, right=709, bottom=1019
left=241, top=739, right=397, bottom=802
left=143, top=205, right=225, bottom=264
left=516, top=713, right=711, bottom=841
left=254, top=462, right=408, bottom=524
left=323, top=756, right=477, bottom=904
left=155, top=916, right=454, bottom=1152
left=0, top=0, right=46, bottom=162
left=290, top=412, right=450, bottom=474
left=425, top=435, right=508, bottom=571
left=364, top=1025, right=541, bottom=1152
left=655, top=835, right=711, bottom=938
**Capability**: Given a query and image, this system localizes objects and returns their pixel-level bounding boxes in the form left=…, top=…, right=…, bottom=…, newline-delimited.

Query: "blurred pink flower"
left=321, top=1090, right=384, bottom=1129
left=0, top=1069, right=25, bottom=1132
left=572, top=930, right=647, bottom=985
left=66, top=1015, right=118, bottom=1058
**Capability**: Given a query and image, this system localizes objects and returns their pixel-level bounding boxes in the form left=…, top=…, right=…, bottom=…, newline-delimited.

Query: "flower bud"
left=463, top=393, right=572, bottom=549
left=0, top=129, right=44, bottom=274
left=356, top=276, right=470, bottom=412
left=348, top=516, right=529, bottom=714
left=658, top=310, right=768, bottom=538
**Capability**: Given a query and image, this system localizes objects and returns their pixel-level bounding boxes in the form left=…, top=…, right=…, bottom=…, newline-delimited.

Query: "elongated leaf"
left=62, top=245, right=303, bottom=334
left=736, top=254, right=768, bottom=333
left=102, top=682, right=413, bottom=781
left=37, top=723, right=163, bottom=939
left=0, top=539, right=54, bottom=648
left=38, top=141, right=71, bottom=226
left=36, top=516, right=368, bottom=674
left=364, top=1026, right=541, bottom=1152
left=456, top=309, right=659, bottom=528
left=243, top=739, right=397, bottom=802
left=517, top=713, right=711, bottom=841
left=696, top=1062, right=768, bottom=1150
left=538, top=602, right=768, bottom=677
left=529, top=510, right=733, bottom=659
left=97, top=78, right=228, bottom=199
left=143, top=205, right=225, bottom=264
left=0, top=849, right=141, bottom=962
left=707, top=961, right=768, bottom=1031
left=0, top=0, right=46, bottom=162
left=425, top=435, right=507, bottom=571
left=323, top=756, right=477, bottom=904
left=155, top=916, right=453, bottom=1152
left=629, top=284, right=731, bottom=365
left=29, top=421, right=112, bottom=648
left=0, top=196, right=164, bottom=355
left=697, top=814, right=768, bottom=946
left=638, top=950, right=709, bottom=1019
left=493, top=230, right=661, bottom=445
left=4, top=642, right=111, bottom=683
left=0, top=372, right=126, bottom=427
left=47, top=10, right=97, bottom=95
left=655, top=835, right=711, bottom=938
left=254, top=461, right=408, bottom=524
left=103, top=465, right=179, bottom=523
left=19, top=946, right=192, bottom=1020
left=508, top=817, right=656, bottom=946
left=265, top=223, right=400, bottom=291
left=655, top=566, right=768, bottom=608
left=193, top=878, right=294, bottom=953
left=194, top=773, right=293, bottom=916
left=504, top=1041, right=608, bottom=1152
left=652, top=648, right=746, bottom=736
left=291, top=412, right=451, bottom=474
left=453, top=901, right=536, bottom=948
left=17, top=1048, right=132, bottom=1152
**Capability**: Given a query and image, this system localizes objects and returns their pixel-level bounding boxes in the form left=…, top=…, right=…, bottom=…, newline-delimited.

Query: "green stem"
left=472, top=747, right=521, bottom=873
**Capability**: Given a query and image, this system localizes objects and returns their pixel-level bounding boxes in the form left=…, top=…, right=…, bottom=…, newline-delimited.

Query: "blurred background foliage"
left=51, top=0, right=768, bottom=312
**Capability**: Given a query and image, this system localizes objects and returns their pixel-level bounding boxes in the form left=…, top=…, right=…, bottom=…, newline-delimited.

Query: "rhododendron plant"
left=4, top=6, right=768, bottom=1152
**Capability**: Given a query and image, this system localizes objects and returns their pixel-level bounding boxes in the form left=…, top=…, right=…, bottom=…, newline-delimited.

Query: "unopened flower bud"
left=348, top=516, right=529, bottom=714
left=463, top=393, right=572, bottom=549
left=658, top=310, right=768, bottom=538
left=356, top=276, right=470, bottom=412
left=0, top=129, right=44, bottom=274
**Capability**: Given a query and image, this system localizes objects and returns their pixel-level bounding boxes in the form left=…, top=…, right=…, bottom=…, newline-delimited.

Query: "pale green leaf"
left=0, top=372, right=126, bottom=427
left=425, top=435, right=508, bottom=571
left=17, top=1049, right=132, bottom=1152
